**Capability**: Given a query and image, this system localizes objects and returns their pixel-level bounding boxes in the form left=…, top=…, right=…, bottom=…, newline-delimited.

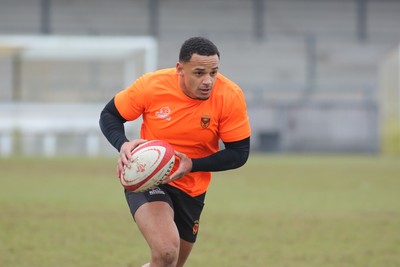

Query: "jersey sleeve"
left=114, top=74, right=148, bottom=121
left=219, top=88, right=251, bottom=142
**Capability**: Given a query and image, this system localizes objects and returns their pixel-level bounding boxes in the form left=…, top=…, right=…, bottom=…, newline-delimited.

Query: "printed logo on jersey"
left=192, top=220, right=200, bottom=235
left=155, top=107, right=171, bottom=121
left=200, top=115, right=210, bottom=128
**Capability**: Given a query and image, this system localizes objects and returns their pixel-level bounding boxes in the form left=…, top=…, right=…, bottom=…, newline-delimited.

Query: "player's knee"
left=152, top=245, right=179, bottom=266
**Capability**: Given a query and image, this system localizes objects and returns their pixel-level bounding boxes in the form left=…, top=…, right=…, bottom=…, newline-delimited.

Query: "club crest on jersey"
left=155, top=106, right=171, bottom=121
left=200, top=115, right=210, bottom=128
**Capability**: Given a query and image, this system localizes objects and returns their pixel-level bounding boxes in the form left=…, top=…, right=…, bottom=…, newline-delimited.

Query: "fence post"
left=40, top=0, right=51, bottom=34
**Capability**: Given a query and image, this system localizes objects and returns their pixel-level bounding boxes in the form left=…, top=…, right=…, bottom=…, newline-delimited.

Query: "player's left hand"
left=163, top=151, right=192, bottom=184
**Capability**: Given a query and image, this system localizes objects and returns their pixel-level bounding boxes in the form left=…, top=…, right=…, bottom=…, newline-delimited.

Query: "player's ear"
left=176, top=62, right=183, bottom=75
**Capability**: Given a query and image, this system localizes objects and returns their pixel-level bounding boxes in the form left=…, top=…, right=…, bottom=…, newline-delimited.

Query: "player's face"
left=176, top=53, right=219, bottom=100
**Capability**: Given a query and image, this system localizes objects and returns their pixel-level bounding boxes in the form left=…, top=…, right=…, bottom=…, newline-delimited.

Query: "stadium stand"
left=0, top=0, right=399, bottom=154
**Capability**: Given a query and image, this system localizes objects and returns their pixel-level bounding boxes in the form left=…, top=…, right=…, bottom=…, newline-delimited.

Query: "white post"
left=43, top=133, right=57, bottom=156
left=0, top=132, right=13, bottom=156
left=86, top=132, right=99, bottom=156
left=398, top=44, right=400, bottom=153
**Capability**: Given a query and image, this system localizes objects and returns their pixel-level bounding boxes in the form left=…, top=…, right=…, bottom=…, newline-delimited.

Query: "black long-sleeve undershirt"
left=99, top=98, right=129, bottom=151
left=191, top=137, right=250, bottom=172
left=99, top=98, right=250, bottom=172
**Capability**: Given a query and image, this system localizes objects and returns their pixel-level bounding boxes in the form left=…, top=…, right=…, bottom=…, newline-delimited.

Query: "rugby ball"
left=121, top=140, right=175, bottom=192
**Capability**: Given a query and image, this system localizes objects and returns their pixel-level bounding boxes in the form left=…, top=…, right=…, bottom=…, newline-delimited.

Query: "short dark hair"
left=179, top=37, right=220, bottom=62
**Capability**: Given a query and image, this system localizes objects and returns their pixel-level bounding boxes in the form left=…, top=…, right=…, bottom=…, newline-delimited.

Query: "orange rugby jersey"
left=115, top=68, right=251, bottom=196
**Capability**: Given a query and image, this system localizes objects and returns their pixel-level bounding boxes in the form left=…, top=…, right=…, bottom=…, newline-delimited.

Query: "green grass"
left=1, top=154, right=399, bottom=267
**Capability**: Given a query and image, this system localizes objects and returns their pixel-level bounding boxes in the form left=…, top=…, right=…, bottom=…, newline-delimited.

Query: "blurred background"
left=0, top=0, right=399, bottom=156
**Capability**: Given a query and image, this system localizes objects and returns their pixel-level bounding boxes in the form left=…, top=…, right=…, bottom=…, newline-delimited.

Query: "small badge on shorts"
left=193, top=220, right=200, bottom=235
left=200, top=115, right=210, bottom=129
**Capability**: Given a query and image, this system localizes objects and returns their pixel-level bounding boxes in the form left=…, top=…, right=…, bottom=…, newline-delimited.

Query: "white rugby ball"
left=121, top=140, right=175, bottom=192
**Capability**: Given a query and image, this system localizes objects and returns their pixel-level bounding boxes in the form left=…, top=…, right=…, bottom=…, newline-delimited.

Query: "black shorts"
left=124, top=184, right=206, bottom=243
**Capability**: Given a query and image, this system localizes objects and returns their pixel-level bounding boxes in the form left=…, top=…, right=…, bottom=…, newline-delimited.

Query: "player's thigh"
left=176, top=239, right=194, bottom=267
left=135, top=201, right=180, bottom=248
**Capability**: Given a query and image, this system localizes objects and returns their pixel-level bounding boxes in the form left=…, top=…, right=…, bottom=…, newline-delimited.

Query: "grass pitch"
left=0, top=154, right=399, bottom=267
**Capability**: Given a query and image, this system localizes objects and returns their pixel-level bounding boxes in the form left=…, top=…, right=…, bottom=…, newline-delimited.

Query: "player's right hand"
left=117, top=139, right=147, bottom=179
